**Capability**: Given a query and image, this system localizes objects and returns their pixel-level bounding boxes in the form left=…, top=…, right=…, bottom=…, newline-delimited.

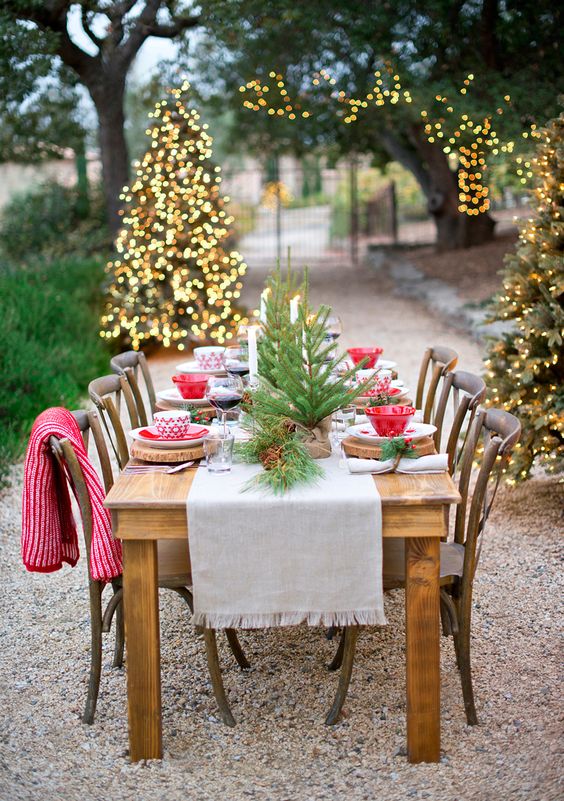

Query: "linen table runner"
left=187, top=452, right=385, bottom=629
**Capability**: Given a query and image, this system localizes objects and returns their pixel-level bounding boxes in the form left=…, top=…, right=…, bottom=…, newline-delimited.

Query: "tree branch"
left=81, top=6, right=104, bottom=51
left=147, top=16, right=200, bottom=38
left=117, top=0, right=162, bottom=68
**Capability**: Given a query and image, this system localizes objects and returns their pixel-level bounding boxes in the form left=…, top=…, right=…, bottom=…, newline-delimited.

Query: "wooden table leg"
left=122, top=539, right=162, bottom=761
left=405, top=536, right=440, bottom=763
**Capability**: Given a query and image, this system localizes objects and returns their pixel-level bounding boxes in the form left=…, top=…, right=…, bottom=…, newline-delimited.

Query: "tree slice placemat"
left=342, top=435, right=435, bottom=460
left=131, top=440, right=205, bottom=462
left=155, top=400, right=215, bottom=414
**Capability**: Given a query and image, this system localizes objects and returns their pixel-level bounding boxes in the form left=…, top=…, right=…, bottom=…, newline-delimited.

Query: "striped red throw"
left=21, top=407, right=122, bottom=582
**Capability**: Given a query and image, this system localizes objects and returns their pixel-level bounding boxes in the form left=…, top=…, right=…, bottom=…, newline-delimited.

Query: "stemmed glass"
left=223, top=346, right=250, bottom=379
left=205, top=375, right=244, bottom=437
left=324, top=315, right=343, bottom=363
left=325, top=315, right=343, bottom=342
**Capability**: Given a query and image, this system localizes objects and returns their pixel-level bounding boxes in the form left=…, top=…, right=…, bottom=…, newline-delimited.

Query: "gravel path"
left=1, top=262, right=561, bottom=801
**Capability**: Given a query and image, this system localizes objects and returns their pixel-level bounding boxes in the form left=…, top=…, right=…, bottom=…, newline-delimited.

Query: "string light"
left=484, top=114, right=564, bottom=480
left=241, top=68, right=545, bottom=219
left=101, top=81, right=248, bottom=349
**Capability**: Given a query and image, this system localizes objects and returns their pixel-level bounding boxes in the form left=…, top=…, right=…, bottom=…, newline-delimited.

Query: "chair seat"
left=157, top=539, right=192, bottom=585
left=382, top=539, right=465, bottom=586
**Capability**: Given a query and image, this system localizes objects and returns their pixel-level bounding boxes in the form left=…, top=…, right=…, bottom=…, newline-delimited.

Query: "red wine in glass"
left=205, top=375, right=244, bottom=436
left=208, top=393, right=243, bottom=412
left=225, top=363, right=249, bottom=378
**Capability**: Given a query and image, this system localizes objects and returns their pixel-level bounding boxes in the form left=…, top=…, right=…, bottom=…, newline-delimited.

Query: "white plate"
left=391, top=379, right=405, bottom=388
left=128, top=425, right=210, bottom=449
left=176, top=359, right=226, bottom=375
left=156, top=388, right=211, bottom=408
left=346, top=422, right=437, bottom=444
left=376, top=359, right=397, bottom=371
left=359, top=386, right=410, bottom=400
left=345, top=358, right=398, bottom=372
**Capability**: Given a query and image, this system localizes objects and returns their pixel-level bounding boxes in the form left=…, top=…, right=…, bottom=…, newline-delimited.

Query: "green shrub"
left=0, top=180, right=110, bottom=262
left=0, top=255, right=112, bottom=485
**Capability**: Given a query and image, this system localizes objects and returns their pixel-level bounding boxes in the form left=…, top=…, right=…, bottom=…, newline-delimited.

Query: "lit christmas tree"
left=101, top=82, right=248, bottom=349
left=485, top=112, right=563, bottom=481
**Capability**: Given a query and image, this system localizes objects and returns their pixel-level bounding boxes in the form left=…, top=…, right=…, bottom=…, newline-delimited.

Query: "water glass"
left=204, top=431, right=235, bottom=474
left=333, top=405, right=356, bottom=444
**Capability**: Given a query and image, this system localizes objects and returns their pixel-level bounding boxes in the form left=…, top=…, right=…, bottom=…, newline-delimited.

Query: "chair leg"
left=203, top=628, right=236, bottom=727
left=225, top=629, right=251, bottom=670
left=83, top=582, right=104, bottom=725
left=328, top=630, right=346, bottom=672
left=171, top=586, right=194, bottom=613
left=112, top=598, right=125, bottom=668
left=440, top=588, right=460, bottom=637
left=453, top=619, right=478, bottom=725
left=440, top=596, right=452, bottom=636
left=325, top=626, right=359, bottom=725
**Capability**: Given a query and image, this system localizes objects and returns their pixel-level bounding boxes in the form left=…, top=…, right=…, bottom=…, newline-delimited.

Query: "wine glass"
left=324, top=315, right=343, bottom=363
left=205, top=375, right=244, bottom=437
left=223, top=346, right=250, bottom=379
left=325, top=315, right=343, bottom=342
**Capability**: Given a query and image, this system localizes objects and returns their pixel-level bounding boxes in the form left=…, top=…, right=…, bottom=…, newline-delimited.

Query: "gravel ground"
left=1, top=262, right=562, bottom=801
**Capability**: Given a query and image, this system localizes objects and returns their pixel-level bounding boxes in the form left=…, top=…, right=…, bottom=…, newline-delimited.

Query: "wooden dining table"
left=105, top=466, right=461, bottom=764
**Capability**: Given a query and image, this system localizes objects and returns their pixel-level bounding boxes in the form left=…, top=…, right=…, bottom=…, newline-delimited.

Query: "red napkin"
left=139, top=426, right=207, bottom=441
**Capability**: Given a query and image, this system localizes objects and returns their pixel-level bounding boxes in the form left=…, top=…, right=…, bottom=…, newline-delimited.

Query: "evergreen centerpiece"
left=485, top=112, right=563, bottom=481
left=101, top=81, right=248, bottom=350
left=239, top=268, right=373, bottom=492
left=255, top=269, right=373, bottom=458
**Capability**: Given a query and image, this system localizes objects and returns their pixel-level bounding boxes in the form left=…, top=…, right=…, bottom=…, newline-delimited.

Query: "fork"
left=124, top=460, right=195, bottom=475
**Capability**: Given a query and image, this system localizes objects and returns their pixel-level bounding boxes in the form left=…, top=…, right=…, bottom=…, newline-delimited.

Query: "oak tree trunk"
left=381, top=127, right=497, bottom=251
left=412, top=130, right=496, bottom=251
left=89, top=78, right=129, bottom=235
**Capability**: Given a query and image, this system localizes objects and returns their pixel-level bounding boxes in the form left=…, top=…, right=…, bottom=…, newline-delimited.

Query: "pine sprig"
left=379, top=436, right=418, bottom=461
left=237, top=414, right=323, bottom=494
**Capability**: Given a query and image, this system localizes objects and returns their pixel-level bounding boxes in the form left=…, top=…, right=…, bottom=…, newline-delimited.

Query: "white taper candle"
left=248, top=325, right=258, bottom=381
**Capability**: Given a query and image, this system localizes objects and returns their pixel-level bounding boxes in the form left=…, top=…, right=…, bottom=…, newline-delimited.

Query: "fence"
left=223, top=161, right=430, bottom=270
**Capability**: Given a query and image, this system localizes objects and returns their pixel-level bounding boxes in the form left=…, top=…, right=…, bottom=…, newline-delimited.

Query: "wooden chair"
left=432, top=370, right=487, bottom=468
left=110, top=350, right=156, bottom=426
left=50, top=408, right=249, bottom=727
left=415, top=345, right=459, bottom=423
left=327, top=407, right=521, bottom=727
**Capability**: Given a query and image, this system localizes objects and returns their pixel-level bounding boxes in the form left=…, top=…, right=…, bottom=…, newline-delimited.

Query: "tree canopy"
left=1, top=1, right=202, bottom=231
left=194, top=0, right=563, bottom=248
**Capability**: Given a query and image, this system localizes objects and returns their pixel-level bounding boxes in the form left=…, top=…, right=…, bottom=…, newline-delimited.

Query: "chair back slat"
left=124, top=366, right=148, bottom=427
left=88, top=410, right=116, bottom=492
left=110, top=350, right=156, bottom=420
left=415, top=347, right=432, bottom=410
left=415, top=345, right=459, bottom=423
left=453, top=409, right=485, bottom=545
left=453, top=408, right=521, bottom=556
left=88, top=374, right=139, bottom=469
left=434, top=370, right=487, bottom=471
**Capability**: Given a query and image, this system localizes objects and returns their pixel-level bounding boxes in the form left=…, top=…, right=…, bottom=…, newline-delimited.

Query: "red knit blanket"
left=21, top=407, right=122, bottom=582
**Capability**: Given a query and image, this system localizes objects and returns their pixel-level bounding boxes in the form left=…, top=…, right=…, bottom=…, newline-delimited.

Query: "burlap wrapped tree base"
left=301, top=417, right=333, bottom=459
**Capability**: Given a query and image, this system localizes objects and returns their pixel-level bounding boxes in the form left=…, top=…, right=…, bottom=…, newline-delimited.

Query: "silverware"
left=124, top=460, right=195, bottom=475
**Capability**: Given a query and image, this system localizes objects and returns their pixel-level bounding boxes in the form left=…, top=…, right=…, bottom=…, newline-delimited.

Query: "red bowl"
left=348, top=347, right=384, bottom=368
left=172, top=373, right=209, bottom=399
left=365, top=405, right=415, bottom=437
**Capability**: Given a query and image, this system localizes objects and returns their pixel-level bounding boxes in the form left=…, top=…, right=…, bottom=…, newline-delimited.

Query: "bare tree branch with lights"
left=101, top=83, right=248, bottom=350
